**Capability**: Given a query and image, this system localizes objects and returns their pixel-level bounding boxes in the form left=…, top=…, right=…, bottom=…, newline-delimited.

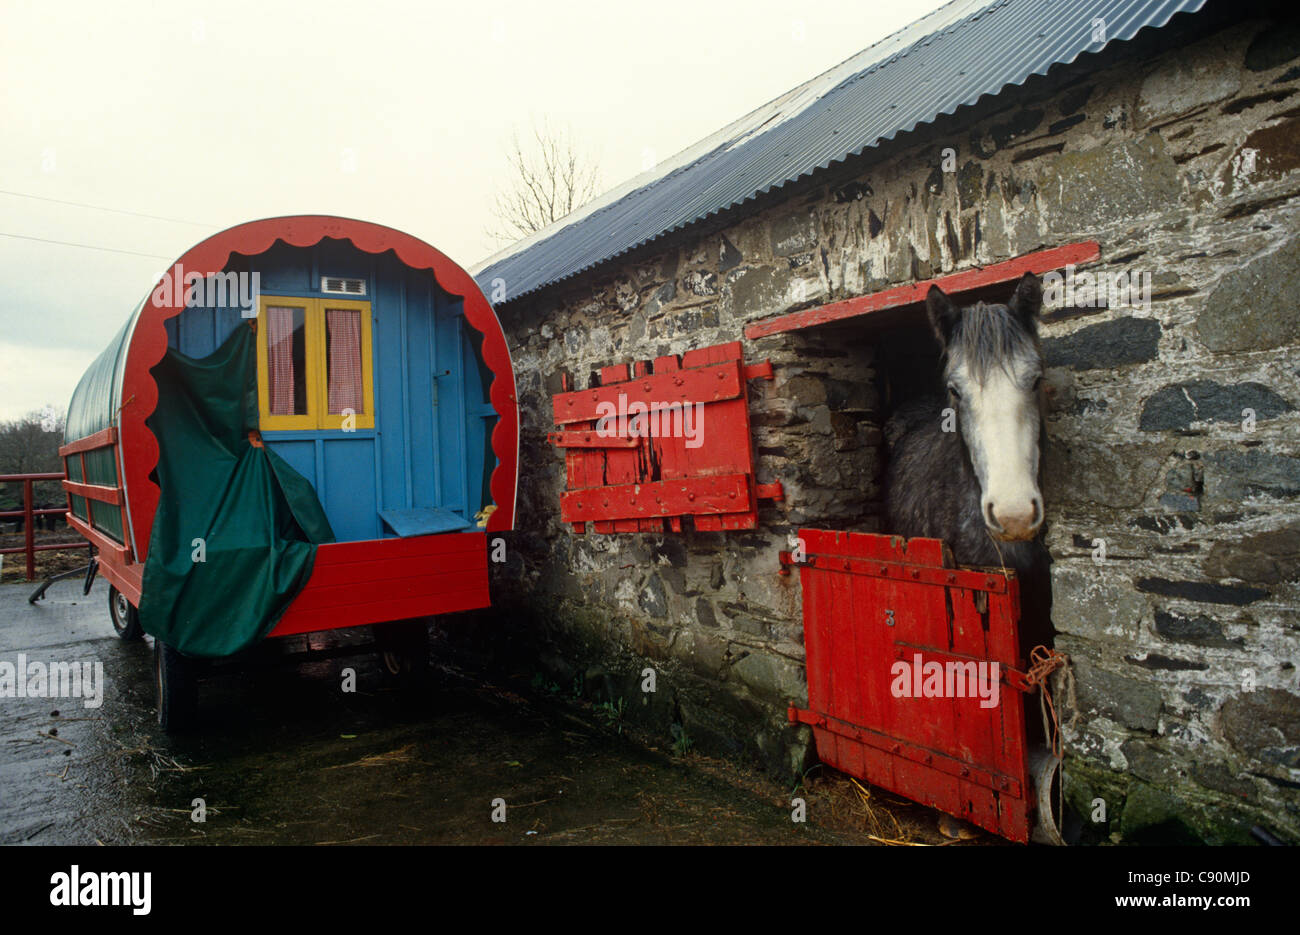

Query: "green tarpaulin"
left=139, top=326, right=335, bottom=658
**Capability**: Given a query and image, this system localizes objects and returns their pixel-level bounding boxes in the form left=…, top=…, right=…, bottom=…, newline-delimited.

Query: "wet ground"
left=1, top=578, right=980, bottom=846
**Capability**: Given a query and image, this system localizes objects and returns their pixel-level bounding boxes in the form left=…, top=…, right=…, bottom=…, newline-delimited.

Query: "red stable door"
left=788, top=529, right=1036, bottom=843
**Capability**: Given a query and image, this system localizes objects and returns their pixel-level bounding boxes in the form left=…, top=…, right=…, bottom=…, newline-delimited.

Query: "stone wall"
left=486, top=6, right=1300, bottom=842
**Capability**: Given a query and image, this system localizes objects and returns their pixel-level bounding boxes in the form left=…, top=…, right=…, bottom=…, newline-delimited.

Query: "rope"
left=1024, top=645, right=1072, bottom=760
left=1023, top=645, right=1074, bottom=840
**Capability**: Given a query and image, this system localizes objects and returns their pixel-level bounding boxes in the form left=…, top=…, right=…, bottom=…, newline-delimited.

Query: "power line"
left=0, top=189, right=215, bottom=227
left=0, top=231, right=173, bottom=260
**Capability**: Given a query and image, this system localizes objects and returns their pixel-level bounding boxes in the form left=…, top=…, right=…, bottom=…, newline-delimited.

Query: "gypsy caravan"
left=60, top=216, right=519, bottom=729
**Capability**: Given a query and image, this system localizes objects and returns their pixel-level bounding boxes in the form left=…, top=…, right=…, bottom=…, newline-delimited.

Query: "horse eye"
left=947, top=384, right=961, bottom=400
left=1031, top=375, right=1043, bottom=391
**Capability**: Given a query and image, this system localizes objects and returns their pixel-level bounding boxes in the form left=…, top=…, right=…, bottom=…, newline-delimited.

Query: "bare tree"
left=488, top=120, right=601, bottom=246
left=0, top=408, right=65, bottom=530
left=0, top=409, right=64, bottom=476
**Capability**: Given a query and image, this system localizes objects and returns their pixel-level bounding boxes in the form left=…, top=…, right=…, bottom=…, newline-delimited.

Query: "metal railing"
left=0, top=472, right=84, bottom=580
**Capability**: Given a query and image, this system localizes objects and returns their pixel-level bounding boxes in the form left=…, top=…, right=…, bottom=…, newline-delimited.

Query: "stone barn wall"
left=485, top=6, right=1300, bottom=842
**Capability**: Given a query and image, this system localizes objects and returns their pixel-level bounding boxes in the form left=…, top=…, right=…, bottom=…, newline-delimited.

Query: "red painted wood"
left=801, top=554, right=1008, bottom=592
left=791, top=529, right=1033, bottom=843
left=550, top=342, right=775, bottom=532
left=287, top=569, right=489, bottom=615
left=0, top=472, right=72, bottom=580
left=745, top=241, right=1101, bottom=339
left=628, top=360, right=660, bottom=532
left=58, top=427, right=116, bottom=457
left=599, top=363, right=638, bottom=534
left=115, top=216, right=520, bottom=568
left=269, top=532, right=489, bottom=637
left=552, top=360, right=744, bottom=424
left=65, top=513, right=131, bottom=563
left=547, top=431, right=640, bottom=449
left=90, top=542, right=143, bottom=606
left=62, top=480, right=122, bottom=505
left=269, top=587, right=490, bottom=637
left=560, top=474, right=751, bottom=523
left=311, top=531, right=486, bottom=564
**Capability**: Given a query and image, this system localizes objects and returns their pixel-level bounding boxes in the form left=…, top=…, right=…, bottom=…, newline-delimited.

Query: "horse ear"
left=926, top=285, right=959, bottom=346
left=1009, top=272, right=1042, bottom=329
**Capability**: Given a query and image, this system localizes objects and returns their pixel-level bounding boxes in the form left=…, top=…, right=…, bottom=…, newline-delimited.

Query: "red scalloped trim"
left=119, top=216, right=518, bottom=561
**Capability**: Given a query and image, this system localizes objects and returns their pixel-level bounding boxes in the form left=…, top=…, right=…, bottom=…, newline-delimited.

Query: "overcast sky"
left=0, top=0, right=948, bottom=422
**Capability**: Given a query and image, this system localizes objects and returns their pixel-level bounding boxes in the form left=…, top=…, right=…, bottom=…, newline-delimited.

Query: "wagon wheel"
left=154, top=640, right=198, bottom=732
left=108, top=585, right=144, bottom=641
left=374, top=621, right=431, bottom=689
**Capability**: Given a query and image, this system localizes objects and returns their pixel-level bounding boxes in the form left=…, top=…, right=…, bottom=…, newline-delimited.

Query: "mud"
left=1, top=579, right=982, bottom=846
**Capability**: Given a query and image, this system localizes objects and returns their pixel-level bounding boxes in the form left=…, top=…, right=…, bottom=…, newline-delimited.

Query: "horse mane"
left=946, top=301, right=1039, bottom=384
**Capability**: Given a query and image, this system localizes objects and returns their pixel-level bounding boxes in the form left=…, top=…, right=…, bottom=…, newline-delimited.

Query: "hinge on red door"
left=547, top=430, right=640, bottom=449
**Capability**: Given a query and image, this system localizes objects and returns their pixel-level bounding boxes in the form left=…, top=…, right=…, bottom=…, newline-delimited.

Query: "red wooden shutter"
left=549, top=341, right=782, bottom=533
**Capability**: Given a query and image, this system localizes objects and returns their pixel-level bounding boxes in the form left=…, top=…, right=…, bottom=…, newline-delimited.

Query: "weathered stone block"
left=1139, top=380, right=1293, bottom=431
left=1232, top=119, right=1300, bottom=188
left=1245, top=21, right=1300, bottom=71
left=957, top=160, right=983, bottom=205
left=1153, top=608, right=1244, bottom=648
left=1219, top=688, right=1300, bottom=767
left=771, top=212, right=817, bottom=257
left=1072, top=655, right=1164, bottom=732
left=1203, top=448, right=1300, bottom=501
left=1043, top=440, right=1171, bottom=507
left=1135, top=576, right=1268, bottom=605
left=1118, top=781, right=1203, bottom=843
left=778, top=373, right=827, bottom=406
left=1050, top=136, right=1182, bottom=228
left=1204, top=524, right=1300, bottom=585
left=729, top=265, right=794, bottom=319
left=1138, top=50, right=1241, bottom=123
left=1200, top=236, right=1300, bottom=352
left=638, top=574, right=668, bottom=618
left=1122, top=651, right=1207, bottom=671
left=1052, top=565, right=1147, bottom=640
left=1121, top=739, right=1184, bottom=786
left=681, top=270, right=718, bottom=297
left=719, top=235, right=743, bottom=272
left=1044, top=317, right=1161, bottom=376
left=731, top=650, right=807, bottom=706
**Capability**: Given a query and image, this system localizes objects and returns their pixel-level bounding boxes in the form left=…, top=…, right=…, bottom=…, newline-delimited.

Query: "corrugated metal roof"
left=474, top=0, right=1208, bottom=303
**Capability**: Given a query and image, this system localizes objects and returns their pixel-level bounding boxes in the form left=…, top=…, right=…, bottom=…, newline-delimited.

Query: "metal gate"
left=787, top=528, right=1036, bottom=842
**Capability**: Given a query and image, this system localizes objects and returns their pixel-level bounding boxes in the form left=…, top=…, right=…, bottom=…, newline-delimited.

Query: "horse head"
left=925, top=272, right=1045, bottom=542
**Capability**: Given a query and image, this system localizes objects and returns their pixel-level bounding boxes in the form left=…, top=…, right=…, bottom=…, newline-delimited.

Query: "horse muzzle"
left=985, top=496, right=1043, bottom=542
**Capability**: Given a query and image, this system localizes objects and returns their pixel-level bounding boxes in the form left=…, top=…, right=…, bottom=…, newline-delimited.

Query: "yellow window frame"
left=256, top=295, right=375, bottom=431
left=316, top=297, right=375, bottom=431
